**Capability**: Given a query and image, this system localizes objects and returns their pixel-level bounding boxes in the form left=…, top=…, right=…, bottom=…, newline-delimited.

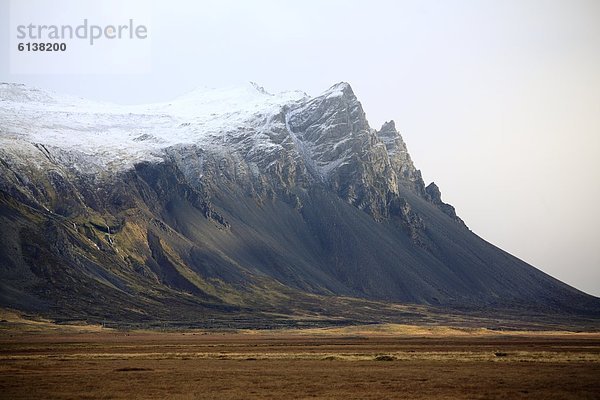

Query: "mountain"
left=0, top=82, right=598, bottom=329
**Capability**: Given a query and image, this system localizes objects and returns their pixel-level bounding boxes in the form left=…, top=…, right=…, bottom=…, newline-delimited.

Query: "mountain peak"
left=374, top=119, right=428, bottom=197
left=383, top=120, right=396, bottom=128
left=320, top=81, right=355, bottom=99
left=329, top=81, right=351, bottom=90
left=378, top=120, right=397, bottom=137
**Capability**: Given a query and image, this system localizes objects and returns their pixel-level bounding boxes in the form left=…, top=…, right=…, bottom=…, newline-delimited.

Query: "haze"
left=0, top=0, right=598, bottom=296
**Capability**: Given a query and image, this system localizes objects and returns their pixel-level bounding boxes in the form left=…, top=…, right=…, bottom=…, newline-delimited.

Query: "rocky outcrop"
left=426, top=182, right=466, bottom=226
left=376, top=120, right=427, bottom=197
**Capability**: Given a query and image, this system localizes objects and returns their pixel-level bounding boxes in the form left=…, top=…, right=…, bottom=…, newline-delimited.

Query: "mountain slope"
left=0, top=82, right=598, bottom=327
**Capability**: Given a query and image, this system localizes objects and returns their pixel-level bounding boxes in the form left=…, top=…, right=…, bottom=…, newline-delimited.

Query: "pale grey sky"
left=1, top=0, right=599, bottom=296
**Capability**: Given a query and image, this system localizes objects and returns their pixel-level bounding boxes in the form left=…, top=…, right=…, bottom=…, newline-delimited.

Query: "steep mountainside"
left=0, top=82, right=598, bottom=328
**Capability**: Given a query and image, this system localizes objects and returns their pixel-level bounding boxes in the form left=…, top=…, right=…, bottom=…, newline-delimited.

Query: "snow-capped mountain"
left=0, top=82, right=306, bottom=171
left=0, top=82, right=598, bottom=328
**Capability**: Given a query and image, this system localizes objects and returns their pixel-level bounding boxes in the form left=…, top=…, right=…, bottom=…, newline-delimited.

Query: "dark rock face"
left=426, top=182, right=466, bottom=226
left=0, top=82, right=598, bottom=327
left=377, top=120, right=428, bottom=197
left=286, top=83, right=398, bottom=220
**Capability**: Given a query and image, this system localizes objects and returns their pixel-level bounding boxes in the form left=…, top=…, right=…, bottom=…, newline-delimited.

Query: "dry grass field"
left=1, top=316, right=599, bottom=399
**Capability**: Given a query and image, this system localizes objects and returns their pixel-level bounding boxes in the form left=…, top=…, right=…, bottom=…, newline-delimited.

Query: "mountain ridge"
left=0, top=81, right=598, bottom=329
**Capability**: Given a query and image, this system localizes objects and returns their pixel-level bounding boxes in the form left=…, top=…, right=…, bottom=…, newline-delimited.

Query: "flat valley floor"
left=1, top=325, right=599, bottom=399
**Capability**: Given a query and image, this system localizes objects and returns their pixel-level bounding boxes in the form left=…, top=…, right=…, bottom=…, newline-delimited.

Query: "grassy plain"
left=0, top=313, right=599, bottom=399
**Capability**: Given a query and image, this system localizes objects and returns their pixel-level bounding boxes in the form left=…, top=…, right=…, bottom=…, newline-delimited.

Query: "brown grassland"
left=0, top=311, right=599, bottom=399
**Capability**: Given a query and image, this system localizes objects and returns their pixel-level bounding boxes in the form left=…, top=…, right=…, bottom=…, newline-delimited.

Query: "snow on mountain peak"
left=0, top=82, right=310, bottom=172
left=154, top=82, right=307, bottom=119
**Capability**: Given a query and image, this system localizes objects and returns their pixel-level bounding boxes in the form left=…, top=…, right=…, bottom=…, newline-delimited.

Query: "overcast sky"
left=1, top=0, right=599, bottom=296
